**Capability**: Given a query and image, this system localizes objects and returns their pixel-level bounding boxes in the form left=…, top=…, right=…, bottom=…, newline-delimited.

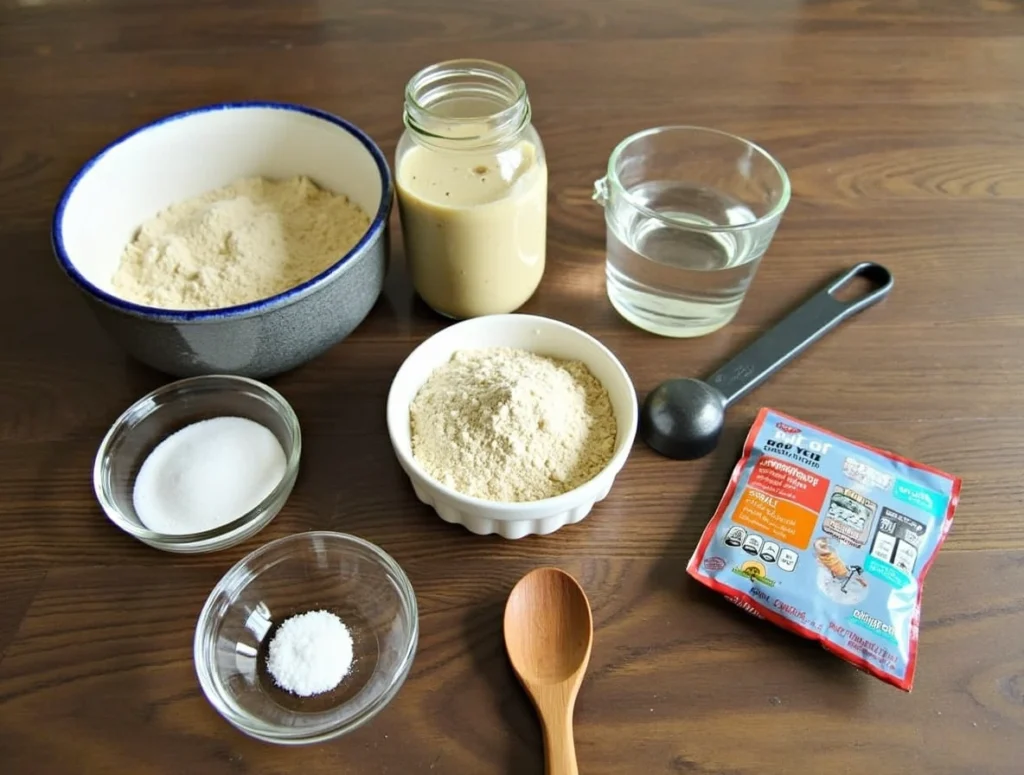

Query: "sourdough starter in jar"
left=396, top=60, right=548, bottom=319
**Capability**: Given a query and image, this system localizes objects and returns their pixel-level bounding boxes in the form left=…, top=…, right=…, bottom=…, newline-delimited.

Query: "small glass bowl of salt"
left=93, top=374, right=301, bottom=553
left=193, top=531, right=419, bottom=744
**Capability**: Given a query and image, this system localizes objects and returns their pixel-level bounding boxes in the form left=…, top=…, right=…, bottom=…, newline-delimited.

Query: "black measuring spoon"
left=640, top=262, right=894, bottom=460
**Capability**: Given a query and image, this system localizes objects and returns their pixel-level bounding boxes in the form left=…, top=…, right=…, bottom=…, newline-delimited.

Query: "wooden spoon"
left=503, top=567, right=594, bottom=775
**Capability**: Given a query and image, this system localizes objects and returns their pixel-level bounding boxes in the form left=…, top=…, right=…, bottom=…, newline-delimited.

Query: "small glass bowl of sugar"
left=93, top=374, right=301, bottom=553
left=194, top=531, right=419, bottom=744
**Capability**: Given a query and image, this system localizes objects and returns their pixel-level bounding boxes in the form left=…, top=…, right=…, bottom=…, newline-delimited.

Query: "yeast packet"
left=688, top=408, right=961, bottom=691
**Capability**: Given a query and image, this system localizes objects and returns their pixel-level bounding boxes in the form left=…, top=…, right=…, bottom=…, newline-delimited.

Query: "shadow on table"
left=463, top=597, right=544, bottom=775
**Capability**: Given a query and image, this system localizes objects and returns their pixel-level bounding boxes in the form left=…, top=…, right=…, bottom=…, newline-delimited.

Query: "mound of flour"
left=409, top=347, right=617, bottom=502
left=112, top=175, right=369, bottom=309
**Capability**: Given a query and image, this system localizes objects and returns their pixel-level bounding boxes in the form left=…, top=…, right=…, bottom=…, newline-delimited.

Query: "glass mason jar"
left=395, top=59, right=548, bottom=319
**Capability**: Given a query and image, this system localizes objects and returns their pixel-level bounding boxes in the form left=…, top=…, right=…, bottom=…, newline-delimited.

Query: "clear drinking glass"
left=593, top=126, right=790, bottom=337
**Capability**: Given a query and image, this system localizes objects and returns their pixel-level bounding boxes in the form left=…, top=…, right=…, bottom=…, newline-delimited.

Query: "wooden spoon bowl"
left=503, top=567, right=594, bottom=775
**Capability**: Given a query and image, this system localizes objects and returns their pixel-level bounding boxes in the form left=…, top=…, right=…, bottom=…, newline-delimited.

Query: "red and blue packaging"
left=688, top=408, right=962, bottom=691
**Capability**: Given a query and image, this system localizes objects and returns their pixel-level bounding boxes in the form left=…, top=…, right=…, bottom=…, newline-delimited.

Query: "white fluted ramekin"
left=386, top=314, right=638, bottom=539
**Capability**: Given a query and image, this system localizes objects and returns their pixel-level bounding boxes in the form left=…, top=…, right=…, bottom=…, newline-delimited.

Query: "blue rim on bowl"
left=51, top=101, right=394, bottom=322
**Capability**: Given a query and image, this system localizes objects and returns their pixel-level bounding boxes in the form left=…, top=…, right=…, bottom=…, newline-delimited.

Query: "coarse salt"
left=266, top=610, right=355, bottom=696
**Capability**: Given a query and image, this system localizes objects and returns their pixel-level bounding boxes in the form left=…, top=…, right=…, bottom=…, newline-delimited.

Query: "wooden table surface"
left=2, top=0, right=1022, bottom=773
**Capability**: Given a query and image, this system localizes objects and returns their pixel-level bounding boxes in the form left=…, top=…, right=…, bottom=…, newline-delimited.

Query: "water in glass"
left=605, top=180, right=765, bottom=338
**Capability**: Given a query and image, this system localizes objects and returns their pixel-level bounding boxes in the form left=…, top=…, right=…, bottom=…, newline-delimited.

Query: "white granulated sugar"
left=409, top=347, right=617, bottom=502
left=266, top=610, right=355, bottom=697
left=132, top=416, right=286, bottom=535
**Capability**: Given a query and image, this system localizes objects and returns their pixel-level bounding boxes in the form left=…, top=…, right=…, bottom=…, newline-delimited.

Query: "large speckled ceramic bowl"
left=52, top=102, right=392, bottom=379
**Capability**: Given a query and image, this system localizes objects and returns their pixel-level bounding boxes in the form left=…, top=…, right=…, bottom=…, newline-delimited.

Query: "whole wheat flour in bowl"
left=112, top=175, right=370, bottom=310
left=409, top=347, right=617, bottom=503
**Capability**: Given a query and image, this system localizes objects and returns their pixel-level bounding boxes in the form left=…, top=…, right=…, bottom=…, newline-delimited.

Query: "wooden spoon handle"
left=541, top=705, right=578, bottom=775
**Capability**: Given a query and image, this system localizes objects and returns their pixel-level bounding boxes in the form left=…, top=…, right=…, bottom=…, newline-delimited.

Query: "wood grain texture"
left=0, top=554, right=1022, bottom=774
left=1, top=0, right=1023, bottom=772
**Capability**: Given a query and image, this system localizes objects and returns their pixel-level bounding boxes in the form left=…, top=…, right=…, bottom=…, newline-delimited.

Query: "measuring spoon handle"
left=707, top=262, right=894, bottom=406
